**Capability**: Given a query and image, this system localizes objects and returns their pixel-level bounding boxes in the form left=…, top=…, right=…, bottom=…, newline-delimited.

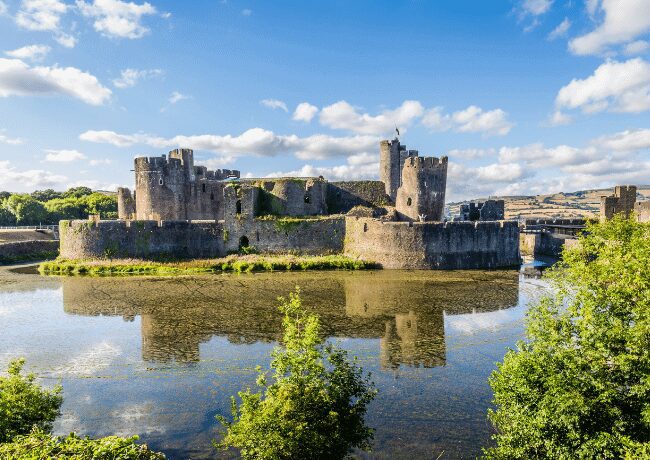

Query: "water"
left=0, top=266, right=548, bottom=459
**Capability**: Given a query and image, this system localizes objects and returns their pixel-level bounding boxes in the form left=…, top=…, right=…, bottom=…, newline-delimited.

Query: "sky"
left=0, top=0, right=649, bottom=201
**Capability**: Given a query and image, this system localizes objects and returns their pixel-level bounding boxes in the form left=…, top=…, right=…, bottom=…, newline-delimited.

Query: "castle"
left=60, top=138, right=521, bottom=270
left=600, top=185, right=650, bottom=222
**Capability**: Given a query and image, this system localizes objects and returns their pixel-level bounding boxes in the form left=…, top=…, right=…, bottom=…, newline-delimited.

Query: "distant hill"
left=449, top=185, right=650, bottom=219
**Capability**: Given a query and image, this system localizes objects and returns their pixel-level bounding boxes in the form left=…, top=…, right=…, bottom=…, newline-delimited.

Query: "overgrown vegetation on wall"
left=485, top=216, right=650, bottom=458
left=217, top=289, right=376, bottom=459
left=0, top=187, right=117, bottom=225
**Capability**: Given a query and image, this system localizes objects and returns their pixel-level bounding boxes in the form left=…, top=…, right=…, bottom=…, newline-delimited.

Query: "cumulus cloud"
left=112, top=68, right=163, bottom=88
left=79, top=128, right=378, bottom=160
left=88, top=158, right=111, bottom=166
left=0, top=160, right=67, bottom=188
left=547, top=17, right=570, bottom=40
left=592, top=128, right=650, bottom=152
left=45, top=149, right=87, bottom=162
left=446, top=148, right=496, bottom=160
left=5, top=44, right=51, bottom=61
left=266, top=153, right=379, bottom=181
left=260, top=98, right=288, bottom=112
left=556, top=58, right=650, bottom=113
left=624, top=40, right=650, bottom=55
left=293, top=102, right=318, bottom=122
left=570, top=0, right=650, bottom=55
left=15, top=0, right=68, bottom=31
left=54, top=32, right=77, bottom=48
left=422, top=105, right=513, bottom=136
left=319, top=100, right=424, bottom=135
left=0, top=131, right=24, bottom=145
left=0, top=58, right=111, bottom=105
left=520, top=0, right=553, bottom=16
left=76, top=0, right=157, bottom=39
left=547, top=110, right=572, bottom=126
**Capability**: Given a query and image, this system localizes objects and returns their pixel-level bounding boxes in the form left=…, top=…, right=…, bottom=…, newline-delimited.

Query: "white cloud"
left=422, top=105, right=513, bottom=136
left=241, top=8, right=251, bottom=16
left=0, top=131, right=24, bottom=145
left=88, top=158, right=111, bottom=166
left=624, top=40, right=650, bottom=55
left=79, top=128, right=378, bottom=160
left=319, top=100, right=424, bottom=135
left=54, top=32, right=77, bottom=48
left=569, top=0, right=650, bottom=55
left=0, top=160, right=67, bottom=188
left=547, top=17, right=571, bottom=40
left=15, top=0, right=68, bottom=31
left=266, top=153, right=379, bottom=181
left=292, top=102, right=318, bottom=122
left=5, top=44, right=51, bottom=61
left=592, top=128, right=650, bottom=152
left=0, top=1, right=7, bottom=15
left=112, top=68, right=162, bottom=88
left=260, top=98, right=288, bottom=112
left=547, top=110, right=572, bottom=126
left=446, top=148, right=496, bottom=160
left=45, top=149, right=87, bottom=162
left=521, top=0, right=553, bottom=16
left=168, top=91, right=187, bottom=104
left=556, top=58, right=650, bottom=113
left=76, top=0, right=157, bottom=39
left=0, top=58, right=112, bottom=105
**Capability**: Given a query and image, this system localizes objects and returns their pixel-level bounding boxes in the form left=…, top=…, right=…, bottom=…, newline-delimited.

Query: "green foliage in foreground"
left=217, top=289, right=376, bottom=459
left=39, top=254, right=377, bottom=276
left=0, top=430, right=166, bottom=459
left=0, top=359, right=62, bottom=443
left=485, top=216, right=650, bottom=459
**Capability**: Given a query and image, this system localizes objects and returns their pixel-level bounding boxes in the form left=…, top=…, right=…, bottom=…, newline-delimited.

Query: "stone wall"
left=636, top=201, right=650, bottom=222
left=600, top=185, right=637, bottom=221
left=326, top=181, right=391, bottom=213
left=224, top=216, right=345, bottom=255
left=59, top=220, right=225, bottom=260
left=344, top=217, right=520, bottom=269
left=253, top=178, right=327, bottom=216
left=0, top=240, right=59, bottom=264
left=520, top=232, right=579, bottom=258
left=395, top=156, right=448, bottom=222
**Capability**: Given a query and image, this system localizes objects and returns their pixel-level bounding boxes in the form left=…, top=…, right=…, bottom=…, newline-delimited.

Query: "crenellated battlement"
left=403, top=156, right=448, bottom=170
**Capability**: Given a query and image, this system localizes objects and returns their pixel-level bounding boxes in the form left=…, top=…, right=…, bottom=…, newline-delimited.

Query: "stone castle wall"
left=326, top=181, right=391, bottom=213
left=635, top=201, right=650, bottom=222
left=395, top=156, right=447, bottom=221
left=600, top=185, right=637, bottom=221
left=344, top=217, right=520, bottom=269
left=59, top=220, right=225, bottom=260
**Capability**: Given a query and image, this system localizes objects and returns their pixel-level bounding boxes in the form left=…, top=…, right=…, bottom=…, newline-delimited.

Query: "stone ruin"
left=600, top=185, right=649, bottom=222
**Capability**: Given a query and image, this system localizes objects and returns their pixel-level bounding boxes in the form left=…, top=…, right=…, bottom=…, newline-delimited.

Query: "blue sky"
left=0, top=0, right=649, bottom=200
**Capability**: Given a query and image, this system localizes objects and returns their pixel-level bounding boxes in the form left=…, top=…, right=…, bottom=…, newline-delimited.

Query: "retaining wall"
left=344, top=217, right=520, bottom=269
left=0, top=240, right=59, bottom=264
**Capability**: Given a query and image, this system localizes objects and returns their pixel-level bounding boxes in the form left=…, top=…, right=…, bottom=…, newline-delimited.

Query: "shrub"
left=217, top=288, right=376, bottom=459
left=3, top=194, right=48, bottom=225
left=485, top=216, right=650, bottom=458
left=0, top=358, right=62, bottom=443
left=0, top=430, right=166, bottom=459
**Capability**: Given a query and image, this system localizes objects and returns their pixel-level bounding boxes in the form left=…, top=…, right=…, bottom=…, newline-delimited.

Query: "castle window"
left=236, top=200, right=242, bottom=215
left=239, top=236, right=249, bottom=250
left=407, top=197, right=412, bottom=206
left=202, top=183, right=206, bottom=193
left=159, top=178, right=164, bottom=186
left=304, top=194, right=310, bottom=204
left=210, top=192, right=214, bottom=200
left=363, top=223, right=368, bottom=232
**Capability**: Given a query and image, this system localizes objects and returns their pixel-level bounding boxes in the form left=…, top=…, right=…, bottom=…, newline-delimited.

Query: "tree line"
left=0, top=187, right=117, bottom=226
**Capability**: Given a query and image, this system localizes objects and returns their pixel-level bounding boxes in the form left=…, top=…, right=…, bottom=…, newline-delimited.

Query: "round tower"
left=395, top=156, right=448, bottom=221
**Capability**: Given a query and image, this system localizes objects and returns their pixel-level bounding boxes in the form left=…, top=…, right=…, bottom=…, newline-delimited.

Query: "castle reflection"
left=61, top=271, right=519, bottom=369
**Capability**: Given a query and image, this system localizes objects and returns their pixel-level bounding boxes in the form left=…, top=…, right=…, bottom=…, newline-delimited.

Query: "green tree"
left=31, top=189, right=62, bottom=202
left=217, top=288, right=376, bottom=459
left=0, top=191, right=10, bottom=201
left=0, top=204, right=16, bottom=226
left=3, top=194, right=48, bottom=225
left=0, top=359, right=62, bottom=443
left=83, top=192, right=118, bottom=218
left=62, top=186, right=93, bottom=199
left=485, top=216, right=650, bottom=459
left=45, top=197, right=87, bottom=222
left=0, top=430, right=166, bottom=459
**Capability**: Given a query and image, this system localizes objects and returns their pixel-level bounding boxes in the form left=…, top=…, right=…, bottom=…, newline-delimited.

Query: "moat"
left=0, top=266, right=547, bottom=459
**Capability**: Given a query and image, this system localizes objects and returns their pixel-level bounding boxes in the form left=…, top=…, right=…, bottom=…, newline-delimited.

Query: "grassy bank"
left=39, top=254, right=378, bottom=276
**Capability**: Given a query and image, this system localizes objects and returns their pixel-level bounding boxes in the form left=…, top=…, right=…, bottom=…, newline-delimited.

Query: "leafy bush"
left=3, top=194, right=48, bottom=225
left=485, top=216, right=650, bottom=458
left=0, top=430, right=166, bottom=459
left=0, top=358, right=62, bottom=443
left=217, top=288, right=376, bottom=459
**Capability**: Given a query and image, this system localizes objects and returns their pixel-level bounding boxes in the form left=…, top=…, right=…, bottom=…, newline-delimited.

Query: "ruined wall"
left=600, top=185, right=637, bottom=221
left=380, top=138, right=419, bottom=201
left=344, top=217, right=520, bottom=269
left=253, top=179, right=327, bottom=216
left=117, top=187, right=136, bottom=220
left=134, top=155, right=190, bottom=221
left=59, top=220, right=225, bottom=260
left=395, top=156, right=448, bottom=221
left=520, top=232, right=578, bottom=258
left=326, top=181, right=391, bottom=213
left=635, top=201, right=650, bottom=222
left=0, top=240, right=59, bottom=264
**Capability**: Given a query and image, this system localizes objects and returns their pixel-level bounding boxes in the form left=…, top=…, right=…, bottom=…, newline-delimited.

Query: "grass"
left=38, top=254, right=378, bottom=276
left=0, top=251, right=59, bottom=265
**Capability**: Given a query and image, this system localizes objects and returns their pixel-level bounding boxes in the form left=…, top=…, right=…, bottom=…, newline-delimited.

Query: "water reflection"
left=60, top=271, right=519, bottom=369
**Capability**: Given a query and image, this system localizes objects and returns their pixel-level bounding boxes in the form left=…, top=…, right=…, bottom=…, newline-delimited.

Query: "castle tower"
left=380, top=138, right=418, bottom=201
left=600, top=185, right=637, bottom=221
left=117, top=187, right=136, bottom=220
left=395, top=156, right=448, bottom=221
